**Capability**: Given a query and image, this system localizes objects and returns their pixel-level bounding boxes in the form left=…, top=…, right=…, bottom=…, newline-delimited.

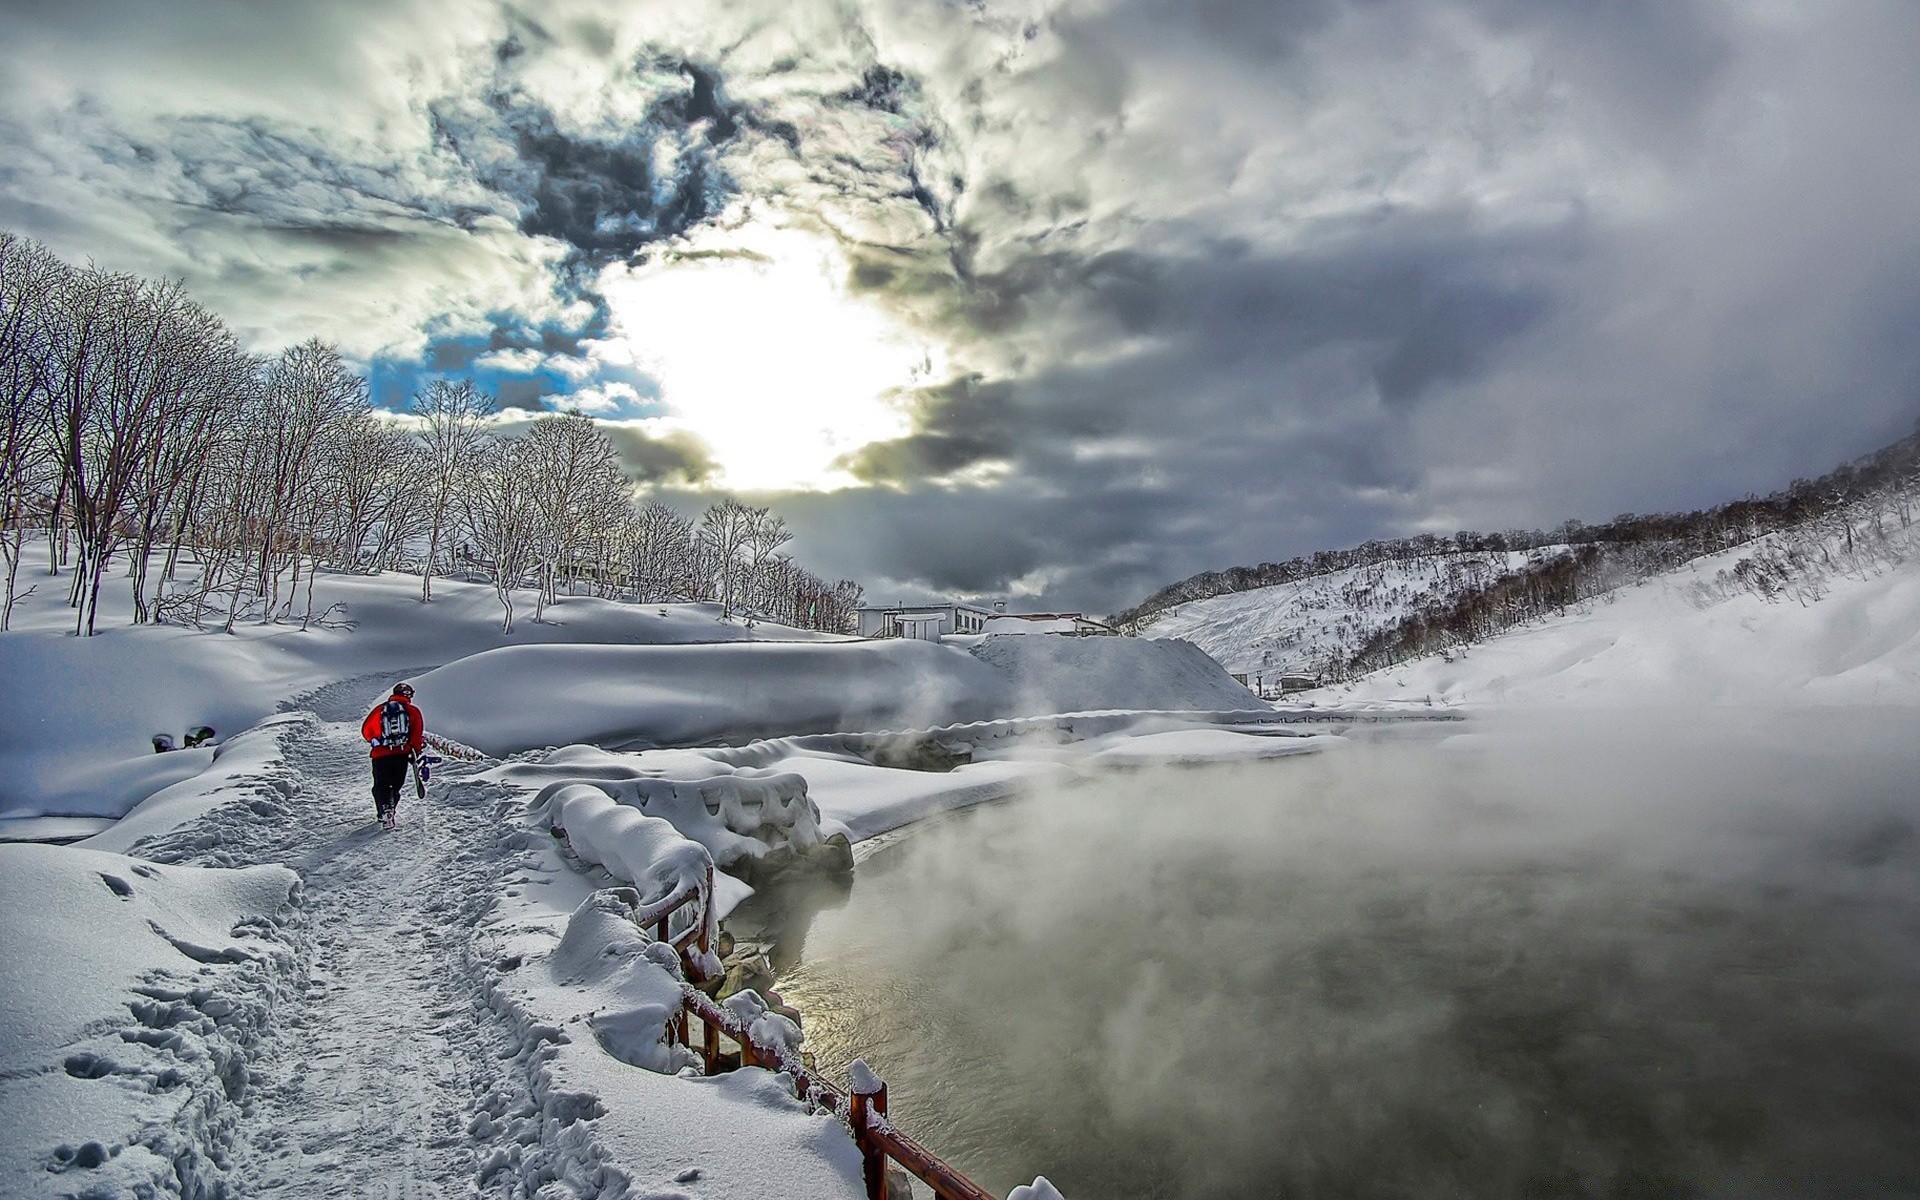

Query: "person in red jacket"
left=360, top=682, right=425, bottom=830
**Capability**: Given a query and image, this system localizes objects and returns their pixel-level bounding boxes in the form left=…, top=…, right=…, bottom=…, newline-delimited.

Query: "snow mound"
left=969, top=634, right=1261, bottom=714
left=533, top=761, right=830, bottom=872
left=0, top=844, right=300, bottom=1200
left=417, top=639, right=1010, bottom=754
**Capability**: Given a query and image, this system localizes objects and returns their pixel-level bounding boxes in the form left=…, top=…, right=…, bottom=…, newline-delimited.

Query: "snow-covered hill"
left=1137, top=548, right=1567, bottom=682
left=1318, top=521, right=1920, bottom=707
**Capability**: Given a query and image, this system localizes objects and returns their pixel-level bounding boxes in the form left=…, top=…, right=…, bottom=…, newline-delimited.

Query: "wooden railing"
left=422, top=731, right=489, bottom=762
left=632, top=864, right=998, bottom=1200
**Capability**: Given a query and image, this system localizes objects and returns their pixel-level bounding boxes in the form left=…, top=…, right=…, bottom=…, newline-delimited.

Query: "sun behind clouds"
left=597, top=222, right=943, bottom=492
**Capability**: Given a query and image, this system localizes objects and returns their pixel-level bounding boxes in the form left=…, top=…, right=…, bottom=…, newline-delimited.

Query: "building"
left=856, top=601, right=1118, bottom=639
left=855, top=602, right=997, bottom=640
left=1232, top=671, right=1322, bottom=698
left=979, top=612, right=1117, bottom=636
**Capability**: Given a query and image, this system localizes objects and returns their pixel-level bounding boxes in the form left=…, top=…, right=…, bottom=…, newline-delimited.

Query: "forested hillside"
left=1128, top=426, right=1920, bottom=684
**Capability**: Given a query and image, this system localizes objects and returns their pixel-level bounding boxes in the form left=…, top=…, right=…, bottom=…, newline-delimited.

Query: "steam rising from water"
left=780, top=711, right=1920, bottom=1198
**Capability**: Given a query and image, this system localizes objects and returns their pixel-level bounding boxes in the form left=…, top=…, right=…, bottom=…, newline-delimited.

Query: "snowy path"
left=136, top=709, right=529, bottom=1199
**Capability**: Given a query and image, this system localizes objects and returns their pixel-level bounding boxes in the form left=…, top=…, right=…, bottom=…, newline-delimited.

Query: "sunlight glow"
left=597, top=223, right=942, bottom=491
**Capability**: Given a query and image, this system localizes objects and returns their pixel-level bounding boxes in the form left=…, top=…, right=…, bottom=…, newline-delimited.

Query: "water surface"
left=778, top=712, right=1920, bottom=1199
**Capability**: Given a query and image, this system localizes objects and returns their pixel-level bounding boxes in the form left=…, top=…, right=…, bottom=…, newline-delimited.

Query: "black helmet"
left=393, top=682, right=415, bottom=698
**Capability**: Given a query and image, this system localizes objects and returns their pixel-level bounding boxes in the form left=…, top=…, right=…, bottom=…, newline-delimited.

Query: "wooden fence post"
left=849, top=1061, right=888, bottom=1200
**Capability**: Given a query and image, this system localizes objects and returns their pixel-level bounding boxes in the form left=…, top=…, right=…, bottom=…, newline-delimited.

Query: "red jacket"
left=362, top=695, right=425, bottom=759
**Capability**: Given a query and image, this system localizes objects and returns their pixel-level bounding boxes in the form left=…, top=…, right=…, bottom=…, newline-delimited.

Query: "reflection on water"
left=776, top=711, right=1920, bottom=1199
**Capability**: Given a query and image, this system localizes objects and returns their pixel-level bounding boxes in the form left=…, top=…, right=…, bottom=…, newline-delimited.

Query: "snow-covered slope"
left=1137, top=549, right=1566, bottom=680
left=970, top=633, right=1261, bottom=714
left=1321, top=531, right=1920, bottom=707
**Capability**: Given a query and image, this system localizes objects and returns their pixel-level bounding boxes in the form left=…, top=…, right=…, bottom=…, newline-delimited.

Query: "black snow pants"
left=370, top=754, right=410, bottom=818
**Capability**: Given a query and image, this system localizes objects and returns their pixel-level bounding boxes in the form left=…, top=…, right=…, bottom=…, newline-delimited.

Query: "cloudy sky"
left=3, top=0, right=1917, bottom=611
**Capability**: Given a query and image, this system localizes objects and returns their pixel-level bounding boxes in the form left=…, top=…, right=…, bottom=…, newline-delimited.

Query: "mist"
left=779, top=710, right=1920, bottom=1198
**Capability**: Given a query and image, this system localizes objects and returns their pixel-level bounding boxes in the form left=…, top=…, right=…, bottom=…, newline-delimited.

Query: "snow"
left=1325, top=532, right=1920, bottom=707
left=755, top=754, right=1067, bottom=843
left=980, top=615, right=1080, bottom=634
left=1082, top=726, right=1342, bottom=766
left=478, top=784, right=868, bottom=1199
left=0, top=548, right=1384, bottom=1200
left=416, top=639, right=1011, bottom=755
left=414, top=632, right=1267, bottom=758
left=1138, top=548, right=1566, bottom=678
left=79, top=713, right=309, bottom=855
left=0, top=696, right=878, bottom=1199
left=0, top=843, right=300, bottom=1200
left=970, top=633, right=1264, bottom=714
left=0, top=541, right=841, bottom=823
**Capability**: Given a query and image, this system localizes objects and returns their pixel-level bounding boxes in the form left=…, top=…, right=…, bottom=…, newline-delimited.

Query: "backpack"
left=378, top=700, right=412, bottom=750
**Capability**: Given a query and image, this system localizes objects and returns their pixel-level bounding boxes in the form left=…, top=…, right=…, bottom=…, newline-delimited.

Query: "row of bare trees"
left=0, top=232, right=863, bottom=636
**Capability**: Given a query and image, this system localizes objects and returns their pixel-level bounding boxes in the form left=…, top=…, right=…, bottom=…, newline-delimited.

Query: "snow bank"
left=471, top=830, right=866, bottom=1197
left=0, top=844, right=300, bottom=1200
left=417, top=639, right=1011, bottom=754
left=536, top=783, right=722, bottom=972
left=970, top=634, right=1262, bottom=715
left=78, top=713, right=310, bottom=856
left=1327, top=533, right=1920, bottom=707
left=1082, top=726, right=1344, bottom=766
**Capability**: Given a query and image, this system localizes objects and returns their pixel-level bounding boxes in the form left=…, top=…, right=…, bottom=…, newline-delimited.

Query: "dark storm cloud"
left=600, top=425, right=718, bottom=486
left=433, top=50, right=741, bottom=266
left=2, top=0, right=1917, bottom=612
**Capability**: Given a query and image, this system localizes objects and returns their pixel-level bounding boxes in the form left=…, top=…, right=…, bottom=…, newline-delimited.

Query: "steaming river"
left=770, top=712, right=1920, bottom=1199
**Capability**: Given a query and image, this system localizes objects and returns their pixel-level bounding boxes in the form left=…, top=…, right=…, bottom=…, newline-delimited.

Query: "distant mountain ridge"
left=1123, top=425, right=1920, bottom=685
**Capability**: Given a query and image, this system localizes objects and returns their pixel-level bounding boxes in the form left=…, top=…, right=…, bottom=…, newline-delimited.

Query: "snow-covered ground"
left=1, top=543, right=1357, bottom=1199
left=1319, top=530, right=1920, bottom=707
left=0, top=657, right=1337, bottom=1198
left=0, top=544, right=841, bottom=825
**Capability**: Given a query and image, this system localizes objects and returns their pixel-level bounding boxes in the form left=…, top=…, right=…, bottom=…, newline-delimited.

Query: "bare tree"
left=412, top=378, right=490, bottom=601
left=4, top=236, right=875, bottom=639
left=521, top=413, right=628, bottom=620
left=250, top=340, right=367, bottom=621
left=628, top=500, right=694, bottom=602
left=460, top=436, right=546, bottom=633
left=0, top=234, right=63, bottom=629
left=741, top=509, right=792, bottom=623
left=46, top=270, right=220, bottom=635
left=698, top=498, right=757, bottom=621
left=319, top=411, right=417, bottom=573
